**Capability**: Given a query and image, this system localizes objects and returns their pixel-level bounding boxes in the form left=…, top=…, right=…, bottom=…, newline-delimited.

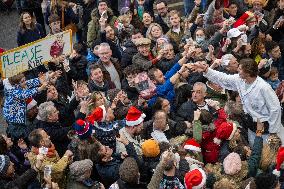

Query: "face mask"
left=196, top=36, right=205, bottom=44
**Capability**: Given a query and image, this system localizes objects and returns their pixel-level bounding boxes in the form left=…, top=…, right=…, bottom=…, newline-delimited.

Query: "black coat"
left=154, top=15, right=170, bottom=34
left=0, top=169, right=40, bottom=189
left=115, top=179, right=147, bottom=189
left=93, top=31, right=122, bottom=61
left=81, top=1, right=97, bottom=42
left=121, top=40, right=138, bottom=68
left=175, top=100, right=197, bottom=122
left=96, top=143, right=138, bottom=188
left=156, top=55, right=180, bottom=74
left=68, top=55, right=88, bottom=82
left=17, top=23, right=45, bottom=47
left=49, top=97, right=79, bottom=128
left=88, top=79, right=115, bottom=94
left=36, top=120, right=71, bottom=156
left=121, top=79, right=139, bottom=101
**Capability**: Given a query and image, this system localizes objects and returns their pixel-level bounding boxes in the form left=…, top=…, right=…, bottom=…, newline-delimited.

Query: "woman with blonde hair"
left=17, top=12, right=46, bottom=46
left=146, top=23, right=163, bottom=42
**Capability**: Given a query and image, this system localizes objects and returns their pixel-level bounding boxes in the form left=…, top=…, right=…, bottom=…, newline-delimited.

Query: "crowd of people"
left=0, top=0, right=284, bottom=188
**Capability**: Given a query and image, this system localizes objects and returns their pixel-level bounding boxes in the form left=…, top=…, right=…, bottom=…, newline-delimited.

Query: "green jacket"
left=87, top=8, right=117, bottom=47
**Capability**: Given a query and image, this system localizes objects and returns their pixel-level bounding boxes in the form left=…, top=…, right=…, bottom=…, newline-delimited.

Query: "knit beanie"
left=119, top=157, right=139, bottom=184
left=223, top=152, right=242, bottom=175
left=0, top=155, right=10, bottom=175
left=69, top=159, right=93, bottom=182
left=73, top=119, right=93, bottom=140
left=142, top=139, right=160, bottom=158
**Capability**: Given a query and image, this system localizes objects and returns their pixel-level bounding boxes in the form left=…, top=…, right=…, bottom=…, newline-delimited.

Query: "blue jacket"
left=3, top=78, right=40, bottom=124
left=148, top=63, right=181, bottom=107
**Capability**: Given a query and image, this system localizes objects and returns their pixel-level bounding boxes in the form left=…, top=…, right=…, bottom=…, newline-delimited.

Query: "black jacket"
left=154, top=15, right=170, bottom=34
left=0, top=169, right=39, bottom=189
left=121, top=40, right=138, bottom=68
left=88, top=79, right=115, bottom=94
left=96, top=143, right=138, bottom=188
left=17, top=23, right=45, bottom=47
left=121, top=79, right=139, bottom=101
left=156, top=55, right=180, bottom=74
left=81, top=1, right=97, bottom=42
left=52, top=97, right=79, bottom=127
left=35, top=120, right=71, bottom=156
left=68, top=55, right=88, bottom=82
left=115, top=179, right=147, bottom=189
left=93, top=31, right=122, bottom=61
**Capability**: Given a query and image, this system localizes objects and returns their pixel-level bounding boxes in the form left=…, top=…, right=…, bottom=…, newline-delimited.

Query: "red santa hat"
left=126, top=106, right=146, bottom=126
left=273, top=147, right=284, bottom=177
left=184, top=168, right=207, bottom=189
left=183, top=139, right=201, bottom=152
left=26, top=98, right=37, bottom=111
left=86, top=105, right=106, bottom=123
left=214, top=122, right=237, bottom=145
left=233, top=11, right=255, bottom=28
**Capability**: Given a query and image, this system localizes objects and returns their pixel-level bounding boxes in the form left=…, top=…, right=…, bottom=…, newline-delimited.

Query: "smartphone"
left=44, top=165, right=52, bottom=177
left=39, top=147, right=48, bottom=155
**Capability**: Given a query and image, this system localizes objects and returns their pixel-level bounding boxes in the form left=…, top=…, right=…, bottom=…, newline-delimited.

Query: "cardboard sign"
left=0, top=30, right=72, bottom=78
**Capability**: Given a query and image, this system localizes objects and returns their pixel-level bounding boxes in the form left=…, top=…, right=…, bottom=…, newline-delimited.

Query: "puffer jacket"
left=3, top=78, right=40, bottom=124
left=87, top=8, right=117, bottom=47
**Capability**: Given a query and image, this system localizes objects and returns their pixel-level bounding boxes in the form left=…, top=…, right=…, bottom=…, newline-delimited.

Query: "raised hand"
left=190, top=61, right=208, bottom=73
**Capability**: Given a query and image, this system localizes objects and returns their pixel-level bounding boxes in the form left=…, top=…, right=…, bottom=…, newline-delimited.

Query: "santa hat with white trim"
left=273, top=147, right=284, bottom=177
left=183, top=138, right=201, bottom=152
left=126, top=106, right=146, bottom=126
left=213, top=122, right=237, bottom=145
left=184, top=168, right=207, bottom=189
left=86, top=105, right=106, bottom=124
left=26, top=98, right=37, bottom=111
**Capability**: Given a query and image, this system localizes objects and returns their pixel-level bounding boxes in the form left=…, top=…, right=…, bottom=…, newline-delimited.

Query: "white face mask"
left=196, top=36, right=205, bottom=44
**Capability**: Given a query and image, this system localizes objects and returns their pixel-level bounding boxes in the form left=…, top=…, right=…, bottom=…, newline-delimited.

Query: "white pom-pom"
left=273, top=169, right=281, bottom=177
left=213, top=137, right=221, bottom=145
